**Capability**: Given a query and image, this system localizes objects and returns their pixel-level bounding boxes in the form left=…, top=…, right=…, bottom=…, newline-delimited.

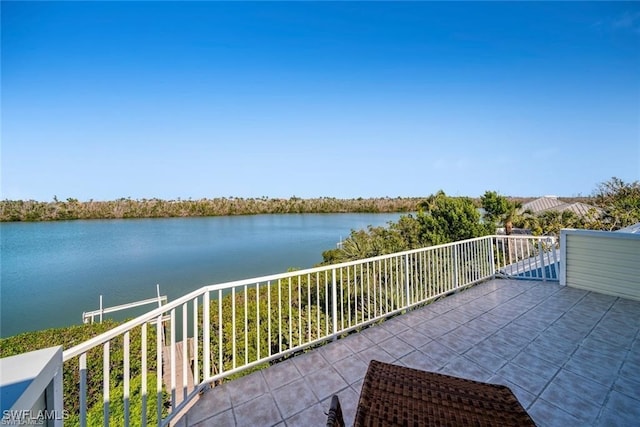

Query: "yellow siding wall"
left=564, top=230, right=640, bottom=301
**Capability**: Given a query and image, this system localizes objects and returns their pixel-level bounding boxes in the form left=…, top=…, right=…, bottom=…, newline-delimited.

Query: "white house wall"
left=561, top=229, right=640, bottom=301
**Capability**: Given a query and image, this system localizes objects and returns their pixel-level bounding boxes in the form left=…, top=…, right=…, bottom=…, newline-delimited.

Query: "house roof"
left=521, top=197, right=601, bottom=217
left=521, top=196, right=565, bottom=213
left=541, top=201, right=602, bottom=217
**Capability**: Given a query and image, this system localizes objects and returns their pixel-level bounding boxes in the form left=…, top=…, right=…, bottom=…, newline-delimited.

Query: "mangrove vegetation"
left=0, top=196, right=421, bottom=222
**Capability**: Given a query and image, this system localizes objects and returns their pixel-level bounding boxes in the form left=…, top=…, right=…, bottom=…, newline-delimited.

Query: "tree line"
left=0, top=196, right=421, bottom=222
left=0, top=194, right=600, bottom=223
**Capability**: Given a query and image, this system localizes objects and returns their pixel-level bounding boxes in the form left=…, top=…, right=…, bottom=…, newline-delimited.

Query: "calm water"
left=0, top=213, right=403, bottom=337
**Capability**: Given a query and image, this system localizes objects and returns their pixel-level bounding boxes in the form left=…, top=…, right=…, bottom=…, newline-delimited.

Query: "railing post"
left=103, top=342, right=110, bottom=427
left=489, top=236, right=496, bottom=277
left=123, top=332, right=130, bottom=427
left=332, top=269, right=338, bottom=339
left=218, top=290, right=223, bottom=375
left=538, top=240, right=547, bottom=282
left=182, top=303, right=188, bottom=402
left=203, top=291, right=210, bottom=380
left=453, top=246, right=459, bottom=290
left=141, top=324, right=147, bottom=427
left=192, top=299, right=199, bottom=386
left=156, top=316, right=162, bottom=426
left=170, top=309, right=176, bottom=409
left=552, top=237, right=560, bottom=281
left=79, top=353, right=87, bottom=427
left=231, top=287, right=236, bottom=370
left=404, top=255, right=410, bottom=308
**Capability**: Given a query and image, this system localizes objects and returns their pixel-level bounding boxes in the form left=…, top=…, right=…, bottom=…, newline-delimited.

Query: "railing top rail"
left=494, top=234, right=556, bottom=241
left=201, top=235, right=495, bottom=288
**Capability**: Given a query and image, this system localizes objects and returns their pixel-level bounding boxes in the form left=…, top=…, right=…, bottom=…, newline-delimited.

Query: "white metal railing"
left=60, top=235, right=558, bottom=426
left=494, top=235, right=560, bottom=281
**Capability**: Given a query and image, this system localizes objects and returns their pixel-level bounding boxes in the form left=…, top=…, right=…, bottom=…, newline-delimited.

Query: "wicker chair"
left=326, top=360, right=536, bottom=426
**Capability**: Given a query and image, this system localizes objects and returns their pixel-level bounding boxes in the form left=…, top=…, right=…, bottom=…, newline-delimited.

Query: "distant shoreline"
left=0, top=196, right=420, bottom=222
left=0, top=195, right=594, bottom=222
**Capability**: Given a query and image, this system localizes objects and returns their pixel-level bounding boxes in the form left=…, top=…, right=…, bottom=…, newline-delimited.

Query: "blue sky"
left=2, top=1, right=639, bottom=201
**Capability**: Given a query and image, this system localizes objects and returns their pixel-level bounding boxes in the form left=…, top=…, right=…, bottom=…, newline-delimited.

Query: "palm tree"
left=480, top=191, right=522, bottom=235
left=515, top=208, right=542, bottom=235
left=503, top=201, right=522, bottom=235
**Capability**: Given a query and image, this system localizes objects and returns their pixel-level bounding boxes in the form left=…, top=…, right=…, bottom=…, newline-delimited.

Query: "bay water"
left=0, top=213, right=403, bottom=338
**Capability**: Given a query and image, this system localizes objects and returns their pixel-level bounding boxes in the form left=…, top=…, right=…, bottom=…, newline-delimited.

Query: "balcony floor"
left=175, top=279, right=640, bottom=427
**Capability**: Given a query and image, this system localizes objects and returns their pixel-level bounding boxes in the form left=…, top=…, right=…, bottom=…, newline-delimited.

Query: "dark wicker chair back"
left=326, top=395, right=345, bottom=427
